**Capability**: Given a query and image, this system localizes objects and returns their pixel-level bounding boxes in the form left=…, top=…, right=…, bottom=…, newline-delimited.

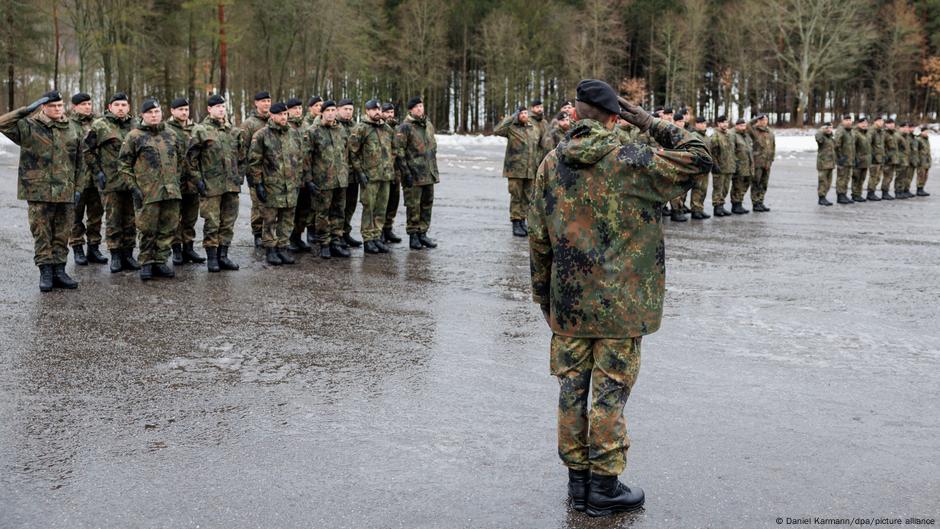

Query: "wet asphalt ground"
left=1, top=139, right=938, bottom=529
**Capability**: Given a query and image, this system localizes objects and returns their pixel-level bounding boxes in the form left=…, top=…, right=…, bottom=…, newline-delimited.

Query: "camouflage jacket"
left=915, top=135, right=930, bottom=168
left=396, top=114, right=439, bottom=186
left=691, top=130, right=710, bottom=174
left=907, top=133, right=920, bottom=167
left=613, top=123, right=639, bottom=145
left=884, top=129, right=899, bottom=165
left=118, top=121, right=185, bottom=204
left=834, top=125, right=855, bottom=167
left=187, top=116, right=242, bottom=196
left=815, top=128, right=835, bottom=171
left=493, top=113, right=541, bottom=180
left=288, top=116, right=303, bottom=130
left=544, top=125, right=569, bottom=152
left=530, top=113, right=550, bottom=160
left=68, top=110, right=96, bottom=189
left=249, top=120, right=304, bottom=208
left=302, top=113, right=318, bottom=130
left=166, top=117, right=197, bottom=193
left=528, top=118, right=712, bottom=338
left=348, top=115, right=394, bottom=182
left=85, top=111, right=135, bottom=192
left=870, top=127, right=886, bottom=165
left=747, top=121, right=775, bottom=168
left=731, top=130, right=754, bottom=176
left=0, top=106, right=82, bottom=203
left=896, top=133, right=910, bottom=167
left=708, top=128, right=736, bottom=175
left=239, top=110, right=269, bottom=178
left=304, top=120, right=349, bottom=190
left=853, top=128, right=872, bottom=168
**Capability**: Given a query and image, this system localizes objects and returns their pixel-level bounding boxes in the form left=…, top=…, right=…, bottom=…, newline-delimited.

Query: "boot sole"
left=585, top=501, right=645, bottom=517
left=571, top=499, right=586, bottom=512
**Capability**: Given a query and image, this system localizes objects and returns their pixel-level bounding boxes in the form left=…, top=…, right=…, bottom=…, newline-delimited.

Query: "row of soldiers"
left=816, top=115, right=932, bottom=205
left=1, top=89, right=441, bottom=291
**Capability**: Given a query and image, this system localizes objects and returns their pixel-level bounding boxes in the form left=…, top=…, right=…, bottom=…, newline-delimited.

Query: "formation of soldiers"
left=2, top=89, right=440, bottom=291
left=816, top=115, right=932, bottom=205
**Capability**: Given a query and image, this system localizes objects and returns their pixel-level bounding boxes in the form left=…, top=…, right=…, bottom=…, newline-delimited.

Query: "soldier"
left=86, top=92, right=140, bottom=271
left=165, top=97, right=206, bottom=264
left=815, top=122, right=835, bottom=206
left=881, top=119, right=899, bottom=200
left=188, top=94, right=241, bottom=272
left=117, top=99, right=185, bottom=281
left=285, top=97, right=312, bottom=252
left=915, top=127, right=931, bottom=197
left=305, top=100, right=351, bottom=259
left=667, top=112, right=690, bottom=221
left=545, top=111, right=572, bottom=150
left=349, top=99, right=395, bottom=254
left=381, top=102, right=404, bottom=245
left=729, top=118, right=754, bottom=214
left=240, top=91, right=272, bottom=247
left=529, top=79, right=712, bottom=517
left=249, top=102, right=304, bottom=265
left=337, top=98, right=362, bottom=249
left=0, top=91, right=82, bottom=291
left=895, top=122, right=912, bottom=199
left=747, top=113, right=775, bottom=212
left=286, top=98, right=304, bottom=129
left=301, top=96, right=324, bottom=246
left=396, top=97, right=440, bottom=250
left=904, top=123, right=920, bottom=199
left=303, top=96, right=323, bottom=130
left=834, top=114, right=856, bottom=204
left=688, top=116, right=711, bottom=219
left=851, top=116, right=872, bottom=202
left=67, top=92, right=107, bottom=266
left=866, top=116, right=886, bottom=201
left=528, top=99, right=550, bottom=160
left=708, top=116, right=735, bottom=217
left=494, top=105, right=541, bottom=236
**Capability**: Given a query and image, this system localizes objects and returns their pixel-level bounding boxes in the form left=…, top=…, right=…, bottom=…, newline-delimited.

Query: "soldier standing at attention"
left=544, top=111, right=572, bottom=151
left=305, top=100, right=351, bottom=259
left=688, top=116, right=711, bottom=220
left=166, top=97, right=206, bottom=265
left=851, top=116, right=872, bottom=202
left=249, top=102, right=303, bottom=266
left=0, top=91, right=82, bottom=291
left=667, top=112, right=690, bottom=222
left=730, top=118, right=754, bottom=215
left=895, top=122, right=912, bottom=199
left=286, top=98, right=304, bottom=130
left=188, top=94, right=242, bottom=273
left=303, top=96, right=323, bottom=130
left=301, top=96, right=324, bottom=246
left=528, top=99, right=550, bottom=160
left=348, top=99, right=395, bottom=255
left=708, top=116, right=735, bottom=218
left=396, top=97, right=440, bottom=250
left=904, top=123, right=920, bottom=199
left=381, top=102, right=404, bottom=245
left=834, top=114, right=856, bottom=204
left=67, top=92, right=107, bottom=266
left=746, top=113, right=774, bottom=212
left=494, top=105, right=541, bottom=237
left=118, top=99, right=185, bottom=281
left=285, top=97, right=312, bottom=253
left=529, top=79, right=712, bottom=517
left=866, top=116, right=886, bottom=201
left=240, top=91, right=272, bottom=247
left=881, top=119, right=899, bottom=200
left=337, top=98, right=362, bottom=250
left=815, top=122, right=835, bottom=206
left=915, top=127, right=931, bottom=197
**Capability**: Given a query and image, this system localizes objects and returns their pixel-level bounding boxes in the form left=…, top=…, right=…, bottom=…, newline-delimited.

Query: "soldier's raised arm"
left=0, top=95, right=50, bottom=144
left=493, top=112, right=515, bottom=137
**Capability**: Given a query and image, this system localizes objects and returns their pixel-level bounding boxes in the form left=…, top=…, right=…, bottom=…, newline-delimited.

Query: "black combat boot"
left=139, top=264, right=153, bottom=280
left=409, top=233, right=423, bottom=250
left=818, top=196, right=833, bottom=206
left=277, top=247, right=296, bottom=264
left=585, top=474, right=645, bottom=517
left=568, top=468, right=590, bottom=512
left=110, top=250, right=124, bottom=273
left=38, top=265, right=54, bottom=292
left=364, top=240, right=380, bottom=254
left=206, top=247, right=221, bottom=273
left=153, top=262, right=175, bottom=278
left=382, top=227, right=402, bottom=243
left=73, top=245, right=88, bottom=266
left=867, top=190, right=881, bottom=201
left=289, top=236, right=311, bottom=252
left=343, top=233, right=363, bottom=248
left=52, top=264, right=78, bottom=289
left=330, top=240, right=351, bottom=258
left=374, top=239, right=390, bottom=253
left=731, top=202, right=749, bottom=214
left=837, top=193, right=852, bottom=204
left=713, top=205, right=726, bottom=218
left=87, top=243, right=108, bottom=264
left=319, top=244, right=332, bottom=259
left=418, top=232, right=437, bottom=248
left=122, top=249, right=141, bottom=270
left=218, top=246, right=239, bottom=271
left=917, top=187, right=930, bottom=197
left=183, top=242, right=206, bottom=263
left=753, top=202, right=771, bottom=212
left=253, top=232, right=263, bottom=248
left=670, top=210, right=688, bottom=222
left=265, top=247, right=283, bottom=265
left=852, top=194, right=866, bottom=202
left=172, top=243, right=184, bottom=265
left=881, top=191, right=894, bottom=200
left=690, top=210, right=710, bottom=220
left=512, top=220, right=527, bottom=237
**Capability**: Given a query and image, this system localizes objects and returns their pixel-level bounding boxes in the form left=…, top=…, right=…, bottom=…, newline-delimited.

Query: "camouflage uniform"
left=239, top=110, right=269, bottom=237
left=348, top=115, right=395, bottom=242
left=0, top=106, right=82, bottom=266
left=493, top=113, right=541, bottom=221
left=815, top=128, right=835, bottom=197
left=544, top=123, right=570, bottom=152
left=747, top=120, right=775, bottom=205
left=896, top=131, right=911, bottom=195
left=530, top=112, right=551, bottom=161
left=882, top=129, right=899, bottom=193
left=868, top=125, right=885, bottom=193
left=67, top=110, right=103, bottom=247
left=687, top=129, right=711, bottom=213
left=397, top=114, right=439, bottom=235
left=339, top=117, right=359, bottom=239
left=166, top=116, right=199, bottom=246
left=86, top=111, right=135, bottom=252
left=852, top=127, right=872, bottom=198
left=305, top=120, right=349, bottom=245
left=613, top=122, right=639, bottom=145
left=529, top=117, right=711, bottom=475
left=916, top=134, right=931, bottom=189
left=834, top=124, right=855, bottom=195
left=289, top=114, right=314, bottom=245
left=384, top=117, right=402, bottom=230
left=708, top=128, right=736, bottom=207
left=730, top=129, right=754, bottom=203
left=249, top=120, right=304, bottom=249
left=188, top=116, right=241, bottom=248
left=117, top=121, right=185, bottom=265
left=905, top=131, right=920, bottom=194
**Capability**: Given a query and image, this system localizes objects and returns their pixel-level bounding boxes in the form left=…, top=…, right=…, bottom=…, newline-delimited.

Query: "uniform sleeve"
left=347, top=125, right=364, bottom=176
left=493, top=114, right=513, bottom=138
left=117, top=134, right=139, bottom=190
left=302, top=129, right=314, bottom=185
left=707, top=134, right=722, bottom=173
left=528, top=156, right=553, bottom=308
left=634, top=118, right=713, bottom=202
left=177, top=135, right=190, bottom=181
left=186, top=128, right=204, bottom=184
left=397, top=124, right=416, bottom=172
left=248, top=130, right=264, bottom=186
left=0, top=107, right=32, bottom=145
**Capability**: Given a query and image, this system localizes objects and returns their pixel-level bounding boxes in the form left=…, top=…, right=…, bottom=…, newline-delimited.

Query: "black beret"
left=663, top=107, right=674, bottom=114
left=286, top=98, right=302, bottom=109
left=885, top=118, right=895, bottom=124
left=254, top=91, right=271, bottom=101
left=716, top=115, right=727, bottom=123
left=207, top=94, right=225, bottom=107
left=856, top=116, right=868, bottom=123
left=755, top=113, right=767, bottom=120
left=517, top=105, right=527, bottom=113
left=843, top=113, right=853, bottom=120
left=307, top=96, right=322, bottom=107
left=365, top=99, right=381, bottom=110
left=140, top=99, right=159, bottom=114
left=673, top=113, right=686, bottom=122
left=337, top=98, right=354, bottom=107
left=70, top=92, right=91, bottom=105
left=695, top=116, right=707, bottom=123
left=735, top=118, right=746, bottom=125
left=575, top=79, right=620, bottom=115
left=381, top=102, right=395, bottom=112
left=269, top=102, right=288, bottom=114
left=654, top=106, right=664, bottom=112
left=530, top=99, right=542, bottom=106
left=109, top=92, right=128, bottom=104
left=170, top=97, right=189, bottom=109
left=556, top=111, right=570, bottom=120
left=561, top=100, right=573, bottom=107
left=406, top=96, right=423, bottom=110
left=321, top=100, right=336, bottom=111
left=822, top=122, right=832, bottom=127
left=43, top=90, right=62, bottom=103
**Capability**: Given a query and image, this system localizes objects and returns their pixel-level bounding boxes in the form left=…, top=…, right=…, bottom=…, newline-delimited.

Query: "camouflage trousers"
left=314, top=187, right=346, bottom=245
left=851, top=167, right=868, bottom=197
left=881, top=166, right=896, bottom=192
left=291, top=186, right=313, bottom=242
left=103, top=190, right=137, bottom=251
left=895, top=167, right=912, bottom=193
left=173, top=193, right=200, bottom=245
left=405, top=184, right=435, bottom=234
left=27, top=201, right=73, bottom=266
left=818, top=169, right=833, bottom=197
left=750, top=165, right=771, bottom=204
left=360, top=180, right=390, bottom=241
left=249, top=187, right=263, bottom=236
left=200, top=192, right=239, bottom=248
left=136, top=199, right=180, bottom=265
left=261, top=205, right=295, bottom=249
left=689, top=173, right=709, bottom=212
left=867, top=165, right=883, bottom=192
left=730, top=173, right=752, bottom=203
left=386, top=179, right=401, bottom=227
left=508, top=178, right=533, bottom=221
left=343, top=181, right=359, bottom=236
left=712, top=173, right=732, bottom=206
left=551, top=334, right=642, bottom=476
left=917, top=167, right=930, bottom=188
left=835, top=166, right=853, bottom=195
left=69, top=185, right=104, bottom=247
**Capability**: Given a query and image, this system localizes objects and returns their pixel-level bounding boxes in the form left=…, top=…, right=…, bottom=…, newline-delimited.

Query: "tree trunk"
left=53, top=1, right=61, bottom=88
left=218, top=3, right=227, bottom=96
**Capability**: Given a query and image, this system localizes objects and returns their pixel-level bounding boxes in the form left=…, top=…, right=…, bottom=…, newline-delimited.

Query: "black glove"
left=25, top=96, right=51, bottom=113
left=403, top=168, right=416, bottom=188
left=357, top=172, right=369, bottom=185
left=131, top=187, right=143, bottom=209
left=305, top=181, right=319, bottom=195
left=96, top=171, right=107, bottom=190
left=73, top=191, right=81, bottom=205
left=197, top=178, right=208, bottom=197
left=255, top=183, right=268, bottom=203
left=617, top=96, right=653, bottom=132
